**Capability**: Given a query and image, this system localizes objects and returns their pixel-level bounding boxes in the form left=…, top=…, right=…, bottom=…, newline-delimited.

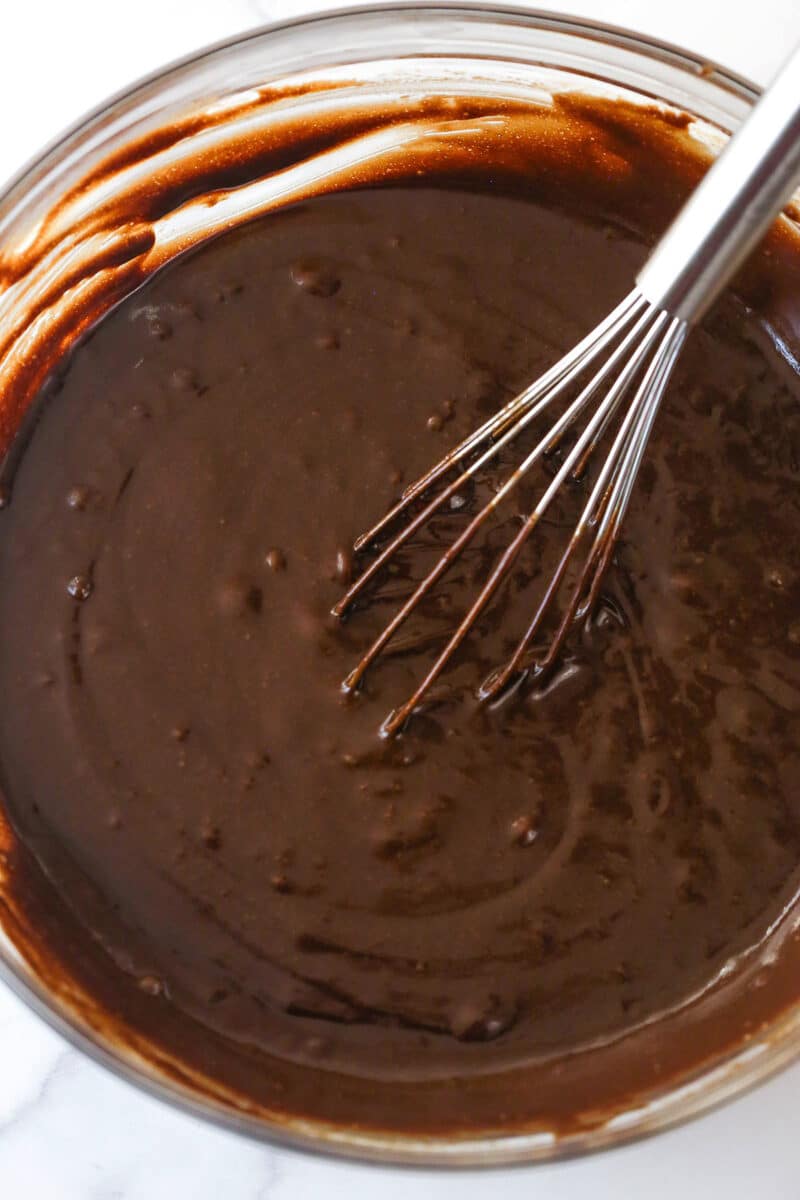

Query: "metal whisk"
left=334, top=44, right=800, bottom=737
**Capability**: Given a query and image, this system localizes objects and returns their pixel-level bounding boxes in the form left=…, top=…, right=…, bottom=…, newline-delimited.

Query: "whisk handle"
left=637, top=41, right=800, bottom=324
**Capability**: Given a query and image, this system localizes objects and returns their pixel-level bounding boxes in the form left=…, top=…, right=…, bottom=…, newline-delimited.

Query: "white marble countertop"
left=2, top=1, right=800, bottom=1194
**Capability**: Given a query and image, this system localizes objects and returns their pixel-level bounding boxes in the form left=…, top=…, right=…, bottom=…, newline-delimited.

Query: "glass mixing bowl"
left=0, top=2, right=798, bottom=1166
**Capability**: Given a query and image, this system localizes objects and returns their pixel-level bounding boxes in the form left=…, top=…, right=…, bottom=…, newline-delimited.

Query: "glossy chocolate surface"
left=1, top=90, right=800, bottom=1135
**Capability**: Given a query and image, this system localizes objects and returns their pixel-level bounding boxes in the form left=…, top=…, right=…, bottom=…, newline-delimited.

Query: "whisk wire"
left=338, top=294, right=655, bottom=693
left=376, top=310, right=679, bottom=736
left=478, top=315, right=687, bottom=704
left=336, top=291, right=687, bottom=735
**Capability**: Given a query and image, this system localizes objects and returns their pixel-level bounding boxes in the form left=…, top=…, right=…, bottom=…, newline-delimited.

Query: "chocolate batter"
left=2, top=88, right=800, bottom=1139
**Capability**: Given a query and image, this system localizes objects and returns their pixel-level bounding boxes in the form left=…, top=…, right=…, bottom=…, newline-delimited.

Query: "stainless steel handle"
left=637, top=42, right=800, bottom=323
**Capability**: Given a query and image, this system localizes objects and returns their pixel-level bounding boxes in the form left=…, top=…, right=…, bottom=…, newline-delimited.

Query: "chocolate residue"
left=1, top=84, right=800, bottom=1143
